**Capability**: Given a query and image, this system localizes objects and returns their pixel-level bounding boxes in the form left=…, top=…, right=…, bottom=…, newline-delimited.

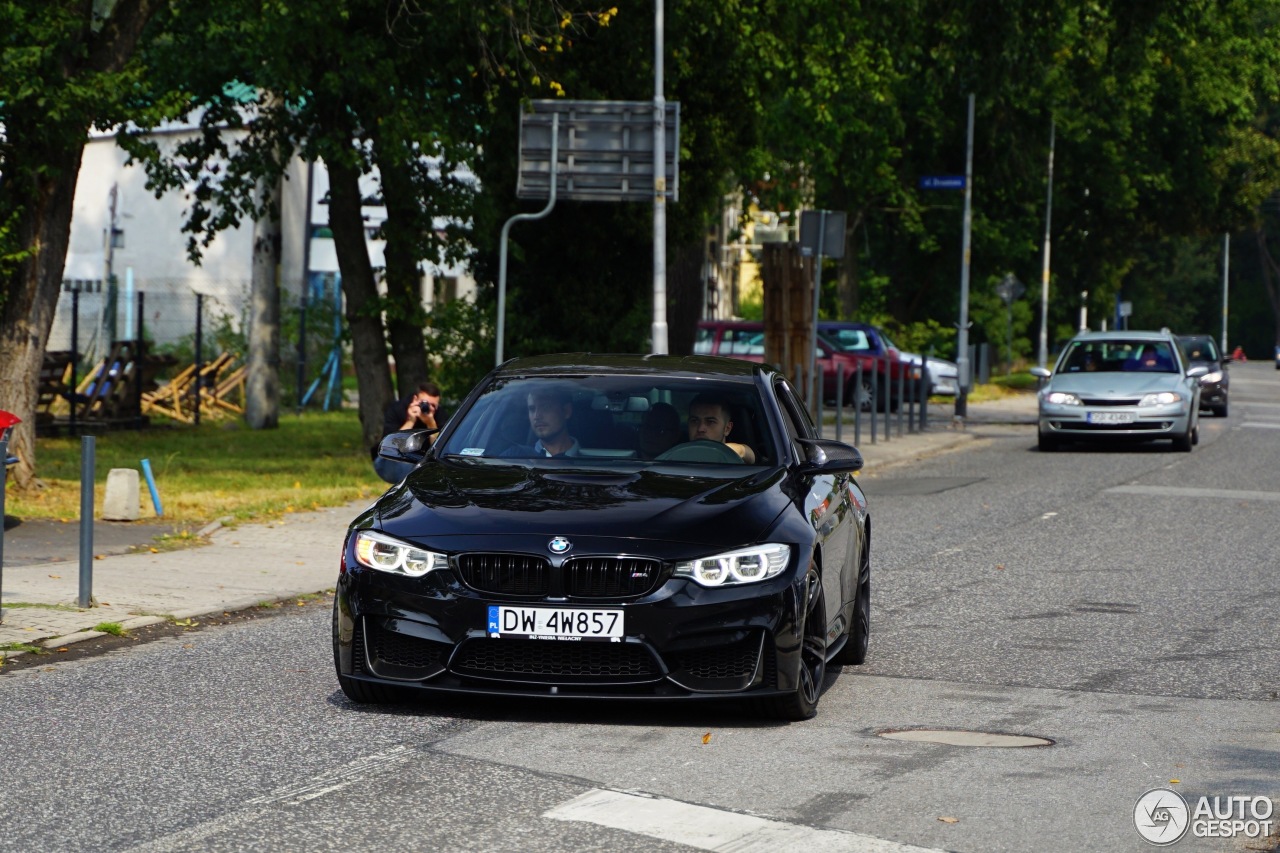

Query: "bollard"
left=897, top=366, right=906, bottom=437
left=869, top=362, right=877, bottom=444
left=141, top=458, right=163, bottom=517
left=883, top=362, right=892, bottom=442
left=854, top=361, right=863, bottom=447
left=79, top=436, right=95, bottom=608
left=835, top=362, right=845, bottom=442
left=815, top=365, right=824, bottom=436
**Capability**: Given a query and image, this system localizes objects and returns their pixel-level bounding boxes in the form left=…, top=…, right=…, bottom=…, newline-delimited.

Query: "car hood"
left=1046, top=373, right=1188, bottom=396
left=369, top=458, right=791, bottom=548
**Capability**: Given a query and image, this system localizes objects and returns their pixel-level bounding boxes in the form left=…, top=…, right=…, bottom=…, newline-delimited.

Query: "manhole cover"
left=878, top=729, right=1053, bottom=748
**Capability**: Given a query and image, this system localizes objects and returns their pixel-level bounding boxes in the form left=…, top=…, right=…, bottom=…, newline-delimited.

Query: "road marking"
left=1106, top=485, right=1280, bottom=503
left=544, top=788, right=946, bottom=853
left=123, top=745, right=418, bottom=851
left=1242, top=422, right=1280, bottom=429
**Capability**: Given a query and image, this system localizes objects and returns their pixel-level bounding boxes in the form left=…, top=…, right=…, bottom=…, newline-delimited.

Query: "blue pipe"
left=140, top=458, right=163, bottom=517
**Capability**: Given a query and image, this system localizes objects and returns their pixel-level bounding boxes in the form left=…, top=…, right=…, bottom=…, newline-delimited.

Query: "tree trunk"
left=836, top=211, right=863, bottom=320
left=0, top=135, right=87, bottom=490
left=1253, top=229, right=1280, bottom=355
left=668, top=241, right=705, bottom=356
left=246, top=173, right=282, bottom=429
left=375, top=151, right=430, bottom=396
left=0, top=0, right=161, bottom=489
left=327, top=158, right=394, bottom=456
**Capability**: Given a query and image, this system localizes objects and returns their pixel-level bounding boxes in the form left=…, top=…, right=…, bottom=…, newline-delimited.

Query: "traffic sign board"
left=919, top=175, right=966, bottom=190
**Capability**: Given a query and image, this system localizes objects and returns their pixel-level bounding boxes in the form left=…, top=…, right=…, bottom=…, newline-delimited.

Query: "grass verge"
left=9, top=410, right=384, bottom=526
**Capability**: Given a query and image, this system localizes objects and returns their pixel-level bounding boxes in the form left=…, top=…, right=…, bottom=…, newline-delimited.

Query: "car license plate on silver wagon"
left=487, top=606, right=624, bottom=641
left=1087, top=412, right=1135, bottom=424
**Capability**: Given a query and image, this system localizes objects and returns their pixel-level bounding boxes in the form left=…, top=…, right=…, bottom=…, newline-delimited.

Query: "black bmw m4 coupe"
left=334, top=354, right=870, bottom=720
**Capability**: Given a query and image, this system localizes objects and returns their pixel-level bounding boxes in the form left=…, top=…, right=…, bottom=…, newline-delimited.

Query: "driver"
left=687, top=393, right=756, bottom=463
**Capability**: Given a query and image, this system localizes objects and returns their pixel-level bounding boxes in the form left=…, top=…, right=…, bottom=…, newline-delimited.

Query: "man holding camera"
left=372, top=382, right=450, bottom=483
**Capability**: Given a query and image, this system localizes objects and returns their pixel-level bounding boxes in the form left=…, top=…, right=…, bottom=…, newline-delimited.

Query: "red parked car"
left=694, top=320, right=918, bottom=411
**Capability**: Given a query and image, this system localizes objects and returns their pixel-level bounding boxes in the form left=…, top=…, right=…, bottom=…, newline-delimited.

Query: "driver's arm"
left=728, top=442, right=755, bottom=464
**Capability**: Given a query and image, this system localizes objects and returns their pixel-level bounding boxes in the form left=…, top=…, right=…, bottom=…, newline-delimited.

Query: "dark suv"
left=695, top=320, right=918, bottom=410
left=1176, top=334, right=1229, bottom=417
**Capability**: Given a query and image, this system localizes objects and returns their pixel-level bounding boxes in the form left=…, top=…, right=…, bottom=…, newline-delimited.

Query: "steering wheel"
left=653, top=439, right=744, bottom=464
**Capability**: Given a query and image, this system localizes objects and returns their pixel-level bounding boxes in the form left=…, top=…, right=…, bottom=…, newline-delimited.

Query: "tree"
left=0, top=0, right=173, bottom=489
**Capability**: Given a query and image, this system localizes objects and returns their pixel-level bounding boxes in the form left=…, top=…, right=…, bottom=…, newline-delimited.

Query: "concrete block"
left=102, top=468, right=141, bottom=521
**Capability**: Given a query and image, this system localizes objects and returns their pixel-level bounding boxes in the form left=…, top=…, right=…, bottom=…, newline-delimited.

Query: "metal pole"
left=1221, top=233, right=1230, bottom=353
left=897, top=368, right=905, bottom=436
left=808, top=211, right=826, bottom=417
left=651, top=0, right=668, bottom=355
left=854, top=361, right=863, bottom=446
left=1039, top=119, right=1055, bottom=369
left=497, top=114, right=560, bottom=366
left=297, top=285, right=307, bottom=413
left=78, top=436, right=95, bottom=608
left=70, top=287, right=80, bottom=435
left=835, top=362, right=844, bottom=442
left=194, top=294, right=204, bottom=427
left=883, top=364, right=891, bottom=442
left=869, top=362, right=877, bottom=444
left=955, top=93, right=975, bottom=420
left=815, top=365, right=824, bottom=436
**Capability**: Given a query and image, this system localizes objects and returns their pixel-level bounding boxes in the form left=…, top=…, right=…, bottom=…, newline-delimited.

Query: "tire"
left=1212, top=403, right=1227, bottom=418
left=1038, top=430, right=1058, bottom=452
left=1172, top=427, right=1194, bottom=452
left=833, top=575, right=870, bottom=666
left=760, top=570, right=826, bottom=721
left=847, top=377, right=875, bottom=413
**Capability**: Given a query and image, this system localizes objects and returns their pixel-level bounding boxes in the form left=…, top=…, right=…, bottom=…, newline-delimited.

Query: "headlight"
left=1138, top=391, right=1183, bottom=407
left=674, top=543, right=791, bottom=587
left=1200, top=371, right=1223, bottom=384
left=1043, top=391, right=1082, bottom=406
left=353, top=530, right=448, bottom=577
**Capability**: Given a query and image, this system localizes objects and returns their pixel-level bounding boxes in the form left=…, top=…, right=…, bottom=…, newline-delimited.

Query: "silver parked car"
left=899, top=351, right=959, bottom=396
left=1030, top=330, right=1207, bottom=452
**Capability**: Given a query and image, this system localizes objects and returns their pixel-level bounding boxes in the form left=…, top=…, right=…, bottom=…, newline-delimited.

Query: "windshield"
left=1179, top=337, right=1219, bottom=363
left=437, top=376, right=776, bottom=467
left=1057, top=340, right=1181, bottom=374
left=820, top=327, right=877, bottom=353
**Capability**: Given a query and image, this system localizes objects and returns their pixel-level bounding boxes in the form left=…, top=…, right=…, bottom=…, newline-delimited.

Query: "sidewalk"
left=0, top=393, right=1036, bottom=662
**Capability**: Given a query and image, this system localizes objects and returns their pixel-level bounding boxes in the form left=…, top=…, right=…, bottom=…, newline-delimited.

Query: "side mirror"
left=1029, top=366, right=1052, bottom=379
left=1186, top=365, right=1209, bottom=378
left=794, top=438, right=864, bottom=476
left=378, top=429, right=434, bottom=464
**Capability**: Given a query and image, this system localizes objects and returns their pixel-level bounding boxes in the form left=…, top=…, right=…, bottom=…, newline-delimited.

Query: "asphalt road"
left=1, top=363, right=1276, bottom=853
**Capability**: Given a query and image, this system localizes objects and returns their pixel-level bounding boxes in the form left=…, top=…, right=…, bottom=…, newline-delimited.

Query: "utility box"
left=102, top=468, right=141, bottom=521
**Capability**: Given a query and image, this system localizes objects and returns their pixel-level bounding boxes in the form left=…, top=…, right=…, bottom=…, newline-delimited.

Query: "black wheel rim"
left=800, top=573, right=826, bottom=704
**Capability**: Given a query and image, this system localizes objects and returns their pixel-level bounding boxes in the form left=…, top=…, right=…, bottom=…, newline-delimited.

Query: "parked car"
left=898, top=351, right=960, bottom=396
left=1176, top=334, right=1229, bottom=417
left=695, top=320, right=919, bottom=411
left=1030, top=330, right=1207, bottom=452
left=336, top=354, right=871, bottom=720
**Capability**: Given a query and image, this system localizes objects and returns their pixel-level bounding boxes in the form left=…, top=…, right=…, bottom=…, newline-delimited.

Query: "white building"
left=55, top=119, right=475, bottom=357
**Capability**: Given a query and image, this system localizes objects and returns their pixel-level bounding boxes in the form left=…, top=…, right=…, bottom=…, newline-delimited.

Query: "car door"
left=774, top=380, right=854, bottom=635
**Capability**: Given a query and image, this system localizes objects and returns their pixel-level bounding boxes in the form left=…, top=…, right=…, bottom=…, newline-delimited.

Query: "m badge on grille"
left=548, top=536, right=572, bottom=554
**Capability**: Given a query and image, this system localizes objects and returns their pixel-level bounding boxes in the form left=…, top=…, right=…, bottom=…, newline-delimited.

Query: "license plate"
left=1087, top=412, right=1135, bottom=424
left=487, top=605, right=624, bottom=641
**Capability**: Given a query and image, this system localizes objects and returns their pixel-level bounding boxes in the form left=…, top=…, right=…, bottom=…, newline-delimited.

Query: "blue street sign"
left=919, top=175, right=966, bottom=190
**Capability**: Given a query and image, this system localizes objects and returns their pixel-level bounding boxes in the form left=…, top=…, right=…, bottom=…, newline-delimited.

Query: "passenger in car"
left=638, top=402, right=682, bottom=459
left=687, top=393, right=756, bottom=463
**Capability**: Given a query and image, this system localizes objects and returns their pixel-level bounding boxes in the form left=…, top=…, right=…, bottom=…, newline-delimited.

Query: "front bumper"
left=1038, top=402, right=1193, bottom=441
left=333, top=547, right=808, bottom=701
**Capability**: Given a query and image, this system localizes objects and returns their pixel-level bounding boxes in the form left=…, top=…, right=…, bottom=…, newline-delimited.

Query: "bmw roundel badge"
left=548, top=536, right=572, bottom=554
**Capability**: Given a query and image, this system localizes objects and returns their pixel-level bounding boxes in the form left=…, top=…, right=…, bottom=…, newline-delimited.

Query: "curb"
left=2, top=588, right=334, bottom=665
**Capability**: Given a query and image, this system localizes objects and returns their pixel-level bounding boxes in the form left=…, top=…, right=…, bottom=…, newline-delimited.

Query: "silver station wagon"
left=1031, top=330, right=1208, bottom=452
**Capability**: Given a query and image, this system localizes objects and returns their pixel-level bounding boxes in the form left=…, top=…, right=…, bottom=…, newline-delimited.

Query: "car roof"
left=1068, top=330, right=1177, bottom=343
left=494, top=353, right=768, bottom=382
left=698, top=319, right=881, bottom=332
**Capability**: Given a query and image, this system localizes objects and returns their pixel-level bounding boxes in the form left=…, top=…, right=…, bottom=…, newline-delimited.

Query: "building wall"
left=60, top=122, right=476, bottom=353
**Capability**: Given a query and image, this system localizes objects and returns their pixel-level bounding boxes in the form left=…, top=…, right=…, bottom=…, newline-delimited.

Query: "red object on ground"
left=1232, top=346, right=1248, bottom=362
